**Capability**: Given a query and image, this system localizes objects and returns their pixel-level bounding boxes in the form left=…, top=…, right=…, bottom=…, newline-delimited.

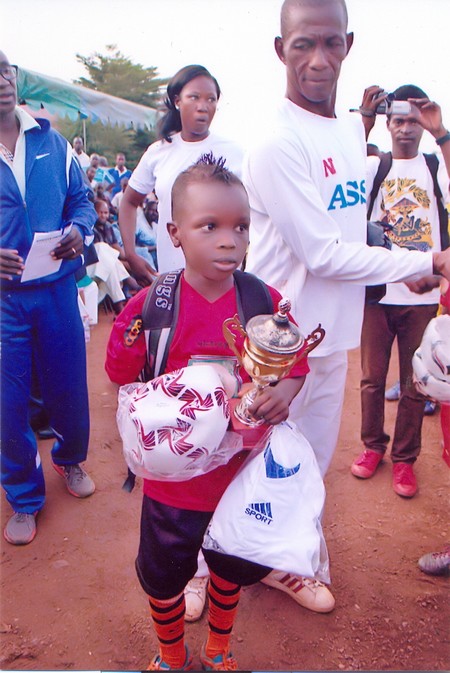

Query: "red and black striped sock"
left=205, top=570, right=241, bottom=658
left=148, top=592, right=186, bottom=668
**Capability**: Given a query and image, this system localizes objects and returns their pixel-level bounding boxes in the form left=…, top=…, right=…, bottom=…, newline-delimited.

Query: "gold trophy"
left=223, top=298, right=325, bottom=427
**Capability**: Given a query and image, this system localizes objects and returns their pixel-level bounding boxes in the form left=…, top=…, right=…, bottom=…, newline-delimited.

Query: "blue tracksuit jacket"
left=0, top=117, right=96, bottom=288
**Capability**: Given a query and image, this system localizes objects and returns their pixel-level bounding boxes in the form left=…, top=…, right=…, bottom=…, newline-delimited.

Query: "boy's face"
left=168, top=181, right=250, bottom=283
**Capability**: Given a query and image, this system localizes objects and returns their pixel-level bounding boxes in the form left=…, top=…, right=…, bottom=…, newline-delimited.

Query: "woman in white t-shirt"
left=119, top=64, right=243, bottom=281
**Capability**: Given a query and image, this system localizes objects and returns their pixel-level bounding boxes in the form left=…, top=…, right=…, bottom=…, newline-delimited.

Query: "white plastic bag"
left=116, top=364, right=244, bottom=481
left=204, top=421, right=330, bottom=583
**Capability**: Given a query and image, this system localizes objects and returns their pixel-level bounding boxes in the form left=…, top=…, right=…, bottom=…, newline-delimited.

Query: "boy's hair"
left=171, top=153, right=246, bottom=220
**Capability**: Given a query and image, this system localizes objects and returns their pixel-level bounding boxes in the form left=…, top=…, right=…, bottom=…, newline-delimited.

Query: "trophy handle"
left=290, top=324, right=326, bottom=367
left=223, top=315, right=246, bottom=366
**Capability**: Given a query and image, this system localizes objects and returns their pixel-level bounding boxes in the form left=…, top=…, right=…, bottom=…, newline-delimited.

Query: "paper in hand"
left=21, top=224, right=73, bottom=283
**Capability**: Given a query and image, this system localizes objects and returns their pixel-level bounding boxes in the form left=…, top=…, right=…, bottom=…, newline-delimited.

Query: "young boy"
left=105, top=157, right=309, bottom=670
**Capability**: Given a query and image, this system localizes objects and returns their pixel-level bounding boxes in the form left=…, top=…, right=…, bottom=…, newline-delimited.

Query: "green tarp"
left=17, top=67, right=158, bottom=130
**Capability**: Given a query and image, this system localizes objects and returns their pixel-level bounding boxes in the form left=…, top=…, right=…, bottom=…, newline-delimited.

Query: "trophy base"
left=229, top=398, right=272, bottom=450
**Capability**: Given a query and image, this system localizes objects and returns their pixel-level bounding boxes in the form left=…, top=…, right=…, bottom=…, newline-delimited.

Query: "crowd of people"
left=1, top=0, right=450, bottom=670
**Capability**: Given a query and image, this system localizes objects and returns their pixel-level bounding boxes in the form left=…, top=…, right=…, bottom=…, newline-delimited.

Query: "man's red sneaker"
left=351, top=449, right=383, bottom=479
left=392, top=462, right=417, bottom=498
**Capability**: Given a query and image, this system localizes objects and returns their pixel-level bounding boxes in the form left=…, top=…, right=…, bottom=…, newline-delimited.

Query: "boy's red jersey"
left=106, top=274, right=309, bottom=511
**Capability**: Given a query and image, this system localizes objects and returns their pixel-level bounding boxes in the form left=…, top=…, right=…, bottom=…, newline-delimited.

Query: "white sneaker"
left=261, top=570, right=335, bottom=613
left=184, top=576, right=208, bottom=622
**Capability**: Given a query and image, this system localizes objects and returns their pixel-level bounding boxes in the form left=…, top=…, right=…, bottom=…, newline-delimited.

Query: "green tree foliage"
left=75, top=45, right=166, bottom=108
left=59, top=45, right=168, bottom=168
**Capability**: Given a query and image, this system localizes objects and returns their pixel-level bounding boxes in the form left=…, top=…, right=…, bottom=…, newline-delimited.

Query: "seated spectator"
left=93, top=156, right=115, bottom=196
left=88, top=199, right=139, bottom=314
left=86, top=165, right=97, bottom=187
left=112, top=184, right=158, bottom=271
left=89, top=153, right=100, bottom=169
left=139, top=193, right=158, bottom=269
left=94, top=199, right=123, bottom=253
left=111, top=176, right=129, bottom=213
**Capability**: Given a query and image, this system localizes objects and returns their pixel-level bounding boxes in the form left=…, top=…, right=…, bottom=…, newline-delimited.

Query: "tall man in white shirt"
left=243, top=0, right=450, bottom=611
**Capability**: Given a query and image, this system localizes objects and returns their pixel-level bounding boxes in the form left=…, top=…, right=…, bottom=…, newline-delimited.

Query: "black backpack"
left=365, top=151, right=449, bottom=304
left=122, top=268, right=273, bottom=491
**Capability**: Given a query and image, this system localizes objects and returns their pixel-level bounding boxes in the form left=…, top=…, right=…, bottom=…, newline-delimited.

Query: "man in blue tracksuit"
left=0, top=50, right=97, bottom=545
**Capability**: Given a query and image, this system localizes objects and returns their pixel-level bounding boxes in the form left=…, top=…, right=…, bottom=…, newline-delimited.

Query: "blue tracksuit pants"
left=1, top=275, right=90, bottom=513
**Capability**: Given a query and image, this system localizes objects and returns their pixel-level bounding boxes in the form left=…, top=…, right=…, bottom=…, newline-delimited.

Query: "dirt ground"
left=1, top=309, right=449, bottom=672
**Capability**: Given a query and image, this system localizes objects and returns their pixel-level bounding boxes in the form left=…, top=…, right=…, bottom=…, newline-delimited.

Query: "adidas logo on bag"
left=245, top=502, right=274, bottom=525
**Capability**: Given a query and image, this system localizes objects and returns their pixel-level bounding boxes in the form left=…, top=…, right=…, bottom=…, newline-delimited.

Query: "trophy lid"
left=245, top=298, right=304, bottom=355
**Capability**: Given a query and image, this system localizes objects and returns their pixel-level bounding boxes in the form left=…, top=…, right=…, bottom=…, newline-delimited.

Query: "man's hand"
left=432, top=249, right=450, bottom=280
left=405, top=275, right=441, bottom=295
left=409, top=98, right=446, bottom=139
left=127, top=251, right=158, bottom=287
left=0, top=248, right=24, bottom=279
left=358, top=85, right=387, bottom=139
left=51, top=227, right=84, bottom=260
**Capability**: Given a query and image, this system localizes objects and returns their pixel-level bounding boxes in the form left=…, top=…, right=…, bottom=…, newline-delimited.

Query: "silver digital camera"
left=376, top=93, right=412, bottom=115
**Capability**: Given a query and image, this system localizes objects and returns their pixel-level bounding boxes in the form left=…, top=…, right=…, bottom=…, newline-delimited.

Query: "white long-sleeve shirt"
left=244, top=99, right=432, bottom=356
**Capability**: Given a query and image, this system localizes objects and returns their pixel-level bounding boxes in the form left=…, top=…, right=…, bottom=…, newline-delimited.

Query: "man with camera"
left=351, top=84, right=450, bottom=497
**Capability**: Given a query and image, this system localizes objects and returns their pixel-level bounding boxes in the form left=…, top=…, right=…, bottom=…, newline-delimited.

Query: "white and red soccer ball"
left=413, top=315, right=450, bottom=403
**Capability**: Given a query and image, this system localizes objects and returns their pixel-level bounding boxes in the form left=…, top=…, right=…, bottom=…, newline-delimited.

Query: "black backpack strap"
left=423, top=153, right=449, bottom=250
left=122, top=270, right=182, bottom=493
left=367, top=152, right=393, bottom=220
left=233, top=269, right=273, bottom=325
left=141, top=270, right=183, bottom=380
left=141, top=270, right=183, bottom=330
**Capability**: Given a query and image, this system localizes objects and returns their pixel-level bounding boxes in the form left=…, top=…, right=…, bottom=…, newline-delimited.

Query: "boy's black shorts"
left=136, top=495, right=271, bottom=599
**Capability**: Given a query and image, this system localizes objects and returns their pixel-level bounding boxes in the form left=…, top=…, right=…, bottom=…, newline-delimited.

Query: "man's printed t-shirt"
left=367, top=153, right=450, bottom=306
left=106, top=274, right=309, bottom=512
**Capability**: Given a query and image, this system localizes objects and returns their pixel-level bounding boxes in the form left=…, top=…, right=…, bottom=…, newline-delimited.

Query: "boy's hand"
left=247, top=377, right=305, bottom=425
